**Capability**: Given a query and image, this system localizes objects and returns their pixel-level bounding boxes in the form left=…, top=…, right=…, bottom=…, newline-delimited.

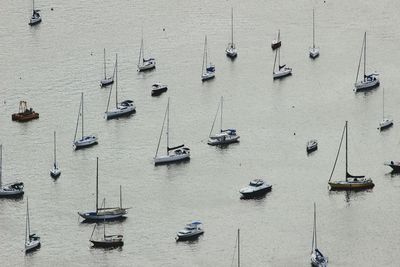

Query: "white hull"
left=154, top=152, right=190, bottom=164
left=100, top=77, right=114, bottom=87
left=354, top=77, right=379, bottom=91
left=226, top=47, right=237, bottom=58
left=311, top=252, right=328, bottom=267
left=105, top=104, right=136, bottom=120
left=202, top=72, right=215, bottom=81
left=208, top=135, right=239, bottom=145
left=309, top=47, right=320, bottom=58
left=74, top=135, right=98, bottom=149
left=138, top=60, right=156, bottom=71
left=25, top=239, right=40, bottom=252
left=273, top=68, right=292, bottom=79
left=379, top=118, right=393, bottom=130
left=0, top=187, right=24, bottom=197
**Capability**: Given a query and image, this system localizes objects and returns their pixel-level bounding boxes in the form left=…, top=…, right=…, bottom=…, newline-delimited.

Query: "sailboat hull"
left=0, top=188, right=24, bottom=198
left=78, top=211, right=126, bottom=221
left=73, top=136, right=98, bottom=149
left=271, top=41, right=281, bottom=50
left=273, top=68, right=292, bottom=79
left=379, top=119, right=393, bottom=130
left=50, top=168, right=61, bottom=178
left=25, top=240, right=41, bottom=253
left=154, top=153, right=190, bottom=165
left=100, top=78, right=114, bottom=87
left=328, top=180, right=374, bottom=190
left=208, top=135, right=239, bottom=146
left=309, top=48, right=320, bottom=58
left=202, top=72, right=215, bottom=81
left=29, top=17, right=41, bottom=26
left=91, top=239, right=124, bottom=248
left=354, top=78, right=379, bottom=91
left=138, top=61, right=156, bottom=71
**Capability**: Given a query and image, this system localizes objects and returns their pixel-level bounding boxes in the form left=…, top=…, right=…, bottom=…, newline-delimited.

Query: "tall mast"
left=54, top=131, right=56, bottom=166
left=278, top=47, right=281, bottom=68
left=81, top=93, right=84, bottom=139
left=345, top=121, right=348, bottom=181
left=364, top=32, right=366, bottom=81
left=27, top=198, right=31, bottom=240
left=220, top=96, right=223, bottom=132
left=273, top=48, right=278, bottom=73
left=0, top=144, right=2, bottom=187
left=205, top=36, right=208, bottom=69
left=202, top=36, right=206, bottom=74
left=32, top=0, right=35, bottom=11
left=231, top=8, right=234, bottom=45
left=237, top=228, right=240, bottom=267
left=138, top=37, right=143, bottom=66
left=166, top=98, right=170, bottom=155
left=155, top=100, right=169, bottom=158
left=103, top=48, right=107, bottom=79
left=120, top=185, right=122, bottom=208
left=115, top=54, right=118, bottom=108
left=382, top=87, right=385, bottom=120
left=103, top=199, right=106, bottom=239
left=312, top=9, right=315, bottom=49
left=96, top=157, right=99, bottom=213
left=74, top=96, right=82, bottom=142
left=278, top=29, right=280, bottom=42
left=314, top=202, right=317, bottom=249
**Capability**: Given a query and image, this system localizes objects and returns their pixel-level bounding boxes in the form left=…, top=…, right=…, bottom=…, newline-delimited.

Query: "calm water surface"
left=1, top=0, right=400, bottom=266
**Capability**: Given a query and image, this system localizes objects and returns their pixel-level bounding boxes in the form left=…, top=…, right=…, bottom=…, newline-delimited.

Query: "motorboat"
left=239, top=179, right=272, bottom=198
left=11, top=101, right=39, bottom=122
left=151, top=83, right=168, bottom=96
left=384, top=161, right=400, bottom=172
left=176, top=221, right=204, bottom=241
left=0, top=145, right=24, bottom=198
left=307, top=139, right=318, bottom=153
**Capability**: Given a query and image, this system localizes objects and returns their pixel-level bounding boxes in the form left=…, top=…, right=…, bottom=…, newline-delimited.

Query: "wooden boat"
left=354, top=32, right=379, bottom=91
left=328, top=121, right=374, bottom=190
left=208, top=97, right=239, bottom=146
left=310, top=203, right=328, bottom=267
left=154, top=98, right=190, bottom=165
left=0, top=145, right=24, bottom=198
left=271, top=30, right=281, bottom=50
left=11, top=101, right=39, bottom=122
left=25, top=198, right=41, bottom=253
left=89, top=200, right=124, bottom=248
left=78, top=158, right=128, bottom=221
left=50, top=131, right=61, bottom=178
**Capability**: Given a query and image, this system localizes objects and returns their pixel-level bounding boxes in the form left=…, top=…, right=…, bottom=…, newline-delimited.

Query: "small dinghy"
left=151, top=83, right=168, bottom=96
left=239, top=179, right=272, bottom=198
left=25, top=198, right=41, bottom=253
left=12, top=101, right=39, bottom=122
left=307, top=139, right=318, bottom=153
left=384, top=161, right=400, bottom=172
left=176, top=221, right=204, bottom=241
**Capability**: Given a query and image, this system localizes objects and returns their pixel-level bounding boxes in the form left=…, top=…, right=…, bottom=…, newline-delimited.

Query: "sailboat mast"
left=103, top=48, right=107, bottom=79
left=0, top=145, right=2, bottom=187
left=345, top=121, right=348, bottom=181
left=54, top=131, right=56, bottom=165
left=364, top=32, right=366, bottom=81
left=231, top=8, right=234, bottom=45
left=155, top=100, right=168, bottom=158
left=237, top=228, right=240, bottom=267
left=273, top=49, right=278, bottom=73
left=32, top=0, right=35, bottom=11
left=314, top=202, right=317, bottom=249
left=120, top=185, right=122, bottom=208
left=278, top=47, right=281, bottom=68
left=115, top=54, right=118, bottom=108
left=382, top=87, right=385, bottom=120
left=96, top=157, right=99, bottom=213
left=312, top=9, right=315, bottom=49
left=27, top=198, right=31, bottom=240
left=205, top=36, right=208, bottom=70
left=166, top=98, right=170, bottom=155
left=81, top=93, right=84, bottom=139
left=74, top=96, right=82, bottom=142
left=220, top=96, right=223, bottom=132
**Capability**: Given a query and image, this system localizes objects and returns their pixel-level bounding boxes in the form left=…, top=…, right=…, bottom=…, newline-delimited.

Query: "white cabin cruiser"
left=151, top=83, right=168, bottom=96
left=0, top=145, right=24, bottom=198
left=176, top=221, right=204, bottom=241
left=307, top=139, right=318, bottom=153
left=239, top=179, right=272, bottom=198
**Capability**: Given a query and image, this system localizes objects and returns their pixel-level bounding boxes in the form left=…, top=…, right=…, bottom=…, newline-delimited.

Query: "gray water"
left=1, top=0, right=400, bottom=266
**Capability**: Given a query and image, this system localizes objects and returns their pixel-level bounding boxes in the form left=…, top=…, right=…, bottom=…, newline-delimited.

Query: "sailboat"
left=328, top=121, right=375, bottom=190
left=273, top=46, right=292, bottom=79
left=105, top=54, right=136, bottom=120
left=89, top=199, right=124, bottom=248
left=0, top=145, right=24, bottom=198
left=201, top=35, right=215, bottom=81
left=100, top=48, right=114, bottom=87
left=50, top=131, right=61, bottom=178
left=25, top=198, right=41, bottom=253
left=354, top=32, right=379, bottom=91
left=137, top=32, right=156, bottom=71
left=73, top=93, right=98, bottom=150
left=378, top=87, right=393, bottom=130
left=271, top=30, right=281, bottom=50
left=154, top=98, right=190, bottom=164
left=28, top=0, right=41, bottom=26
left=78, top=157, right=128, bottom=221
left=310, top=203, right=328, bottom=267
left=226, top=8, right=237, bottom=58
left=208, top=96, right=240, bottom=146
left=309, top=9, right=320, bottom=58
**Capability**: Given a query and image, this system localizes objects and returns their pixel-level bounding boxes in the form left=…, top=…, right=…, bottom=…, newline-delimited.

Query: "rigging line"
left=355, top=34, right=364, bottom=83
left=73, top=96, right=82, bottom=142
left=328, top=123, right=346, bottom=182
left=155, top=100, right=169, bottom=158
left=209, top=100, right=221, bottom=137
left=230, top=232, right=238, bottom=267
left=105, top=59, right=117, bottom=113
